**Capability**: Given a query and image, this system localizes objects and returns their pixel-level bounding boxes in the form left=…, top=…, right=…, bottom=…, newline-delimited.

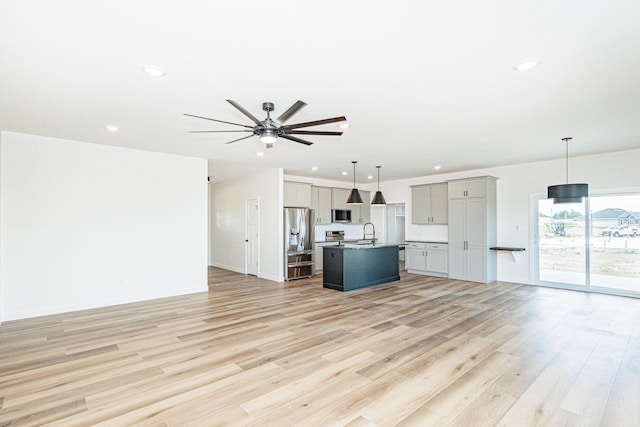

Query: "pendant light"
left=346, top=161, right=363, bottom=205
left=547, top=137, right=588, bottom=204
left=371, top=166, right=387, bottom=205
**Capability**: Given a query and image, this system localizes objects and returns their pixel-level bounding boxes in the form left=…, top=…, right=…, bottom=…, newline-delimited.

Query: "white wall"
left=0, top=131, right=208, bottom=321
left=376, top=148, right=640, bottom=284
left=220, top=149, right=640, bottom=287
left=211, top=168, right=282, bottom=281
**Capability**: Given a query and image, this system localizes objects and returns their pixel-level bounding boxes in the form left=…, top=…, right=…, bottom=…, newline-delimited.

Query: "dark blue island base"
left=323, top=243, right=400, bottom=291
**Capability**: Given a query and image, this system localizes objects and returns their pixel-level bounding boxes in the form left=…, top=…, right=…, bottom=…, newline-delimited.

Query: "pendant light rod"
left=371, top=165, right=387, bottom=205
left=563, top=136, right=572, bottom=183
left=352, top=161, right=357, bottom=188
left=346, top=161, right=363, bottom=205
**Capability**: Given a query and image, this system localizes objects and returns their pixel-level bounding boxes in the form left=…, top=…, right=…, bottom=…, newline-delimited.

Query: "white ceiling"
left=1, top=1, right=639, bottom=184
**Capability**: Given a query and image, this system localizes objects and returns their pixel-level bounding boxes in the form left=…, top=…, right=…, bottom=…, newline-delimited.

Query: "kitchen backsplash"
left=314, top=222, right=448, bottom=243
left=315, top=223, right=370, bottom=242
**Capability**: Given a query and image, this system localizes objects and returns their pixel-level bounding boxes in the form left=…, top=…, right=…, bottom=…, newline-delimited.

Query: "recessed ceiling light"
left=368, top=175, right=373, bottom=180
left=341, top=171, right=348, bottom=176
left=142, top=65, right=166, bottom=77
left=311, top=166, right=318, bottom=171
left=434, top=165, right=442, bottom=170
left=338, top=123, right=350, bottom=129
left=513, top=58, right=540, bottom=71
left=106, top=125, right=119, bottom=132
left=256, top=151, right=264, bottom=156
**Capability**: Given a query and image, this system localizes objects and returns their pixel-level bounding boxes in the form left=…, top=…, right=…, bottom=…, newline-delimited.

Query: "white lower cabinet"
left=314, top=247, right=323, bottom=274
left=405, top=242, right=448, bottom=277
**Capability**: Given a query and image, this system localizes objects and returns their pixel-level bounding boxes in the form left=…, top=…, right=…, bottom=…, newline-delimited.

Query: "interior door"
left=246, top=199, right=259, bottom=276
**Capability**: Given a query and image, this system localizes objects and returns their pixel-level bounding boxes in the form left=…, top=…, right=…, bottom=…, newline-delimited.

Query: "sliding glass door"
left=535, top=191, right=640, bottom=297
left=536, top=197, right=587, bottom=287
left=589, top=194, right=640, bottom=294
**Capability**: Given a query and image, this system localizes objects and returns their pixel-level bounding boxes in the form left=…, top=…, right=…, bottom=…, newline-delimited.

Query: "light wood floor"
left=1, top=268, right=639, bottom=426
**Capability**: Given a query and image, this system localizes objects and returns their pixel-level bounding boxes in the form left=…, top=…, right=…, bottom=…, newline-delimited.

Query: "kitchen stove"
left=325, top=230, right=345, bottom=242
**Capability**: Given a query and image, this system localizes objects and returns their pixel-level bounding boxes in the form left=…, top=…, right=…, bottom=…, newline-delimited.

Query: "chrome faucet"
left=363, top=222, right=376, bottom=241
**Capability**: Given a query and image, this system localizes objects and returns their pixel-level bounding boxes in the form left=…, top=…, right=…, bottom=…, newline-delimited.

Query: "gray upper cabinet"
left=330, top=187, right=369, bottom=223
left=311, top=186, right=332, bottom=224
left=284, top=181, right=312, bottom=207
left=331, top=188, right=351, bottom=211
left=448, top=178, right=487, bottom=199
left=411, top=183, right=448, bottom=224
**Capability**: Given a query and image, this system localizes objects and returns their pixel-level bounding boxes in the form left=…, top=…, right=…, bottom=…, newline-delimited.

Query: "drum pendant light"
left=347, top=161, right=363, bottom=205
left=547, top=137, right=588, bottom=204
left=371, top=166, right=387, bottom=205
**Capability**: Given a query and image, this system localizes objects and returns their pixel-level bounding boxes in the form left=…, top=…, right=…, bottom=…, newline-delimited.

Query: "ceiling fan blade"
left=188, top=130, right=253, bottom=133
left=283, top=116, right=347, bottom=130
left=280, top=134, right=314, bottom=146
left=286, top=130, right=343, bottom=136
left=226, top=99, right=262, bottom=125
left=184, top=113, right=254, bottom=129
left=276, top=100, right=307, bottom=124
left=225, top=134, right=256, bottom=144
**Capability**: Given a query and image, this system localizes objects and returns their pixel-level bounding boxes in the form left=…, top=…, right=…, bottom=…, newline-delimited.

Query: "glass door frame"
left=532, top=190, right=640, bottom=298
left=531, top=193, right=591, bottom=293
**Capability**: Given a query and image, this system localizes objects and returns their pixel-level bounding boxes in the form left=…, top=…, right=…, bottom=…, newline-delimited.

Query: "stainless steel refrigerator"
left=284, top=208, right=314, bottom=280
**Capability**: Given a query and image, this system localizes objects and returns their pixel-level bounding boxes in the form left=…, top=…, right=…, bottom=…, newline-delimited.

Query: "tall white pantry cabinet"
left=447, top=176, right=497, bottom=283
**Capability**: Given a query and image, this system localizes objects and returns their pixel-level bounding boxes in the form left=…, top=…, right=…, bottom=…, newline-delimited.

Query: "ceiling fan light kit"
left=371, top=165, right=386, bottom=205
left=547, top=137, right=588, bottom=204
left=185, top=100, right=347, bottom=148
left=347, top=161, right=364, bottom=205
left=260, top=129, right=278, bottom=144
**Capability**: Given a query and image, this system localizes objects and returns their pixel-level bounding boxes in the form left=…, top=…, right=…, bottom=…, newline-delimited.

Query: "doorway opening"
left=386, top=203, right=406, bottom=261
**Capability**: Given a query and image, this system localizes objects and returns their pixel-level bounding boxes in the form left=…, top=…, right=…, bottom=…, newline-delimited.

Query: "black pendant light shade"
left=371, top=166, right=386, bottom=205
left=347, top=188, right=364, bottom=204
left=372, top=191, right=386, bottom=205
left=347, top=161, right=363, bottom=205
left=547, top=137, right=588, bottom=204
left=547, top=183, right=588, bottom=204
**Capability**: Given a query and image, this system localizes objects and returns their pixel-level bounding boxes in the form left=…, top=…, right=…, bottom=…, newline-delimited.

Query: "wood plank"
left=0, top=267, right=638, bottom=426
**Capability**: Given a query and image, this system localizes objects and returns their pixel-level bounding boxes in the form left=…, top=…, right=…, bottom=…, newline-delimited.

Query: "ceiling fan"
left=185, top=100, right=347, bottom=148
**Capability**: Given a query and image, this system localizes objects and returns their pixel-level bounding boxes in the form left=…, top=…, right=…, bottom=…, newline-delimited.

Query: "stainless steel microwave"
left=331, top=209, right=352, bottom=223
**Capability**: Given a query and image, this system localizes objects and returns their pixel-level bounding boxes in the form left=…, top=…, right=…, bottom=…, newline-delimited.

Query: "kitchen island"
left=323, top=243, right=400, bottom=291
